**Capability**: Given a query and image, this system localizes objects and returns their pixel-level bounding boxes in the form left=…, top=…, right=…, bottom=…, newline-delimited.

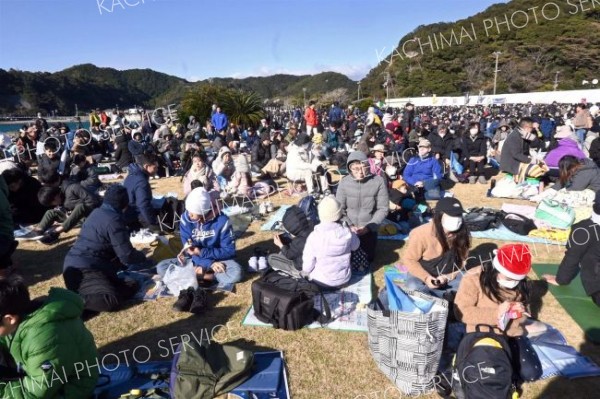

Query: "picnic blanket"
left=260, top=205, right=291, bottom=231
left=377, top=219, right=410, bottom=241
left=242, top=272, right=373, bottom=332
left=470, top=224, right=567, bottom=245
left=532, top=264, right=600, bottom=344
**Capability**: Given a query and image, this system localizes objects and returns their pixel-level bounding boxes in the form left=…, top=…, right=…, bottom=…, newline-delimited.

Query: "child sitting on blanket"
left=301, top=196, right=360, bottom=290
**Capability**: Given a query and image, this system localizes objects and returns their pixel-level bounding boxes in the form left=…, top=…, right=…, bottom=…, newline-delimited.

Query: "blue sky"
left=0, top=0, right=505, bottom=81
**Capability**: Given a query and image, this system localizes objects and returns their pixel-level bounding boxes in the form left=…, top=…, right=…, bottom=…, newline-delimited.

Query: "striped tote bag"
left=367, top=288, right=448, bottom=396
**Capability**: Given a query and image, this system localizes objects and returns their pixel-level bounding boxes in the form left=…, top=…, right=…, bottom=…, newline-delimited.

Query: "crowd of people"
left=0, top=97, right=599, bottom=398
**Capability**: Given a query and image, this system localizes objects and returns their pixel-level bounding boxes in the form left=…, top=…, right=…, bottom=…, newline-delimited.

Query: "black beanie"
left=103, top=185, right=129, bottom=210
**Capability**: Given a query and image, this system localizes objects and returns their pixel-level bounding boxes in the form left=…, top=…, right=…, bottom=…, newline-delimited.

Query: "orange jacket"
left=304, top=107, right=318, bottom=127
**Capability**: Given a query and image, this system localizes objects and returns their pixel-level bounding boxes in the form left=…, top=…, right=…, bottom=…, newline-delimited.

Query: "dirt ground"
left=16, top=168, right=600, bottom=399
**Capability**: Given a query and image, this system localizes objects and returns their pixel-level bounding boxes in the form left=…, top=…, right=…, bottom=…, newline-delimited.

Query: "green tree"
left=219, top=89, right=266, bottom=128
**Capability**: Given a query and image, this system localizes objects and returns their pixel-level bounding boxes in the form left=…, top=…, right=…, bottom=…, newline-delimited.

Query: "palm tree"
left=219, top=89, right=265, bottom=127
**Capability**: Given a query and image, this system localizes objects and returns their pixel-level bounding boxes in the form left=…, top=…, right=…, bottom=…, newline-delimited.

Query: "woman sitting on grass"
left=454, top=243, right=543, bottom=383
left=550, top=155, right=600, bottom=192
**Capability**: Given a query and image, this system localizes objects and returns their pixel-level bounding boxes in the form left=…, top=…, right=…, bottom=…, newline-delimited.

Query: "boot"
left=189, top=288, right=208, bottom=314
left=173, top=287, right=194, bottom=312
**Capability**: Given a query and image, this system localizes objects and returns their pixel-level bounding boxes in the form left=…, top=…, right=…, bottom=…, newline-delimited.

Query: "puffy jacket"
left=557, top=217, right=600, bottom=296
left=336, top=152, right=389, bottom=232
left=285, top=143, right=314, bottom=177
left=183, top=165, right=219, bottom=195
left=500, top=129, right=541, bottom=175
left=429, top=132, right=456, bottom=160
left=304, top=107, right=318, bottom=127
left=212, top=146, right=235, bottom=179
left=465, top=133, right=487, bottom=157
left=251, top=141, right=272, bottom=169
left=123, top=163, right=157, bottom=226
left=0, top=288, right=98, bottom=399
left=328, top=106, right=344, bottom=124
left=179, top=211, right=236, bottom=269
left=280, top=205, right=313, bottom=269
left=402, top=154, right=443, bottom=186
left=64, top=203, right=146, bottom=272
left=323, top=129, right=340, bottom=149
left=302, top=222, right=360, bottom=287
left=551, top=158, right=600, bottom=192
left=63, top=183, right=100, bottom=211
left=545, top=138, right=586, bottom=168
left=114, top=135, right=133, bottom=169
left=37, top=154, right=60, bottom=178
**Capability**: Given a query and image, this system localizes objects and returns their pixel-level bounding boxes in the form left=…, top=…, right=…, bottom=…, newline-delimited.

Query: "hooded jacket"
left=123, top=163, right=157, bottom=226
left=183, top=165, right=219, bottom=195
left=0, top=288, right=98, bottom=399
left=63, top=183, right=101, bottom=211
left=285, top=142, right=314, bottom=177
left=551, top=158, right=600, bottom=192
left=279, top=205, right=313, bottom=269
left=179, top=211, right=236, bottom=269
left=544, top=138, right=586, bottom=168
left=336, top=152, right=389, bottom=232
left=302, top=222, right=360, bottom=287
left=64, top=203, right=146, bottom=272
left=212, top=146, right=235, bottom=180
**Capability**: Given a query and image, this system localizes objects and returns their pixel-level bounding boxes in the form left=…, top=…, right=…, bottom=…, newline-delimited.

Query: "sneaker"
left=189, top=288, right=208, bottom=314
left=15, top=230, right=44, bottom=241
left=173, top=287, right=194, bottom=312
left=258, top=256, right=268, bottom=271
left=443, top=191, right=454, bottom=198
left=248, top=256, right=258, bottom=272
left=266, top=201, right=274, bottom=213
left=39, top=232, right=60, bottom=245
left=478, top=175, right=487, bottom=184
left=259, top=202, right=267, bottom=215
left=468, top=176, right=477, bottom=184
left=130, top=229, right=158, bottom=245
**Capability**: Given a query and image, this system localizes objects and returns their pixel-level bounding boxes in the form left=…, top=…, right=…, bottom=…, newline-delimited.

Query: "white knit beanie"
left=185, top=188, right=212, bottom=215
left=318, top=195, right=343, bottom=223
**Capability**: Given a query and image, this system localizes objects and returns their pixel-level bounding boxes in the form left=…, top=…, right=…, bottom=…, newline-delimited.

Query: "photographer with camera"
left=401, top=197, right=470, bottom=298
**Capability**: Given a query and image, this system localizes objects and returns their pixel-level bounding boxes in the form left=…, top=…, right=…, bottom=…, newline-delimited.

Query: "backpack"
left=463, top=208, right=504, bottom=232
left=453, top=328, right=515, bottom=399
left=501, top=213, right=537, bottom=236
left=251, top=269, right=331, bottom=330
left=298, top=195, right=320, bottom=228
left=169, top=341, right=253, bottom=399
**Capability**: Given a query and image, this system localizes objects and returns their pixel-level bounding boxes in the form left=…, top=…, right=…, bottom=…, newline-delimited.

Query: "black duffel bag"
left=251, top=269, right=331, bottom=330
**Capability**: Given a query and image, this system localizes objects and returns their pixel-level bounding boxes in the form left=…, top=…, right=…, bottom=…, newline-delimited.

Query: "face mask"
left=441, top=214, right=463, bottom=232
left=470, top=129, right=478, bottom=136
left=497, top=277, right=519, bottom=289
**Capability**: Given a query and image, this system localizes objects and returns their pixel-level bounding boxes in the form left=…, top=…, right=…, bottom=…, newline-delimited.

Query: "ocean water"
left=0, top=121, right=91, bottom=135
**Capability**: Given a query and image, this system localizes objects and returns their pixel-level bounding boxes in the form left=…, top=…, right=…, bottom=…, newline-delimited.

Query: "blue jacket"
left=211, top=112, right=228, bottom=132
left=402, top=155, right=442, bottom=185
left=179, top=211, right=236, bottom=269
left=329, top=107, right=344, bottom=123
left=540, top=118, right=556, bottom=139
left=64, top=204, right=146, bottom=273
left=123, top=163, right=157, bottom=226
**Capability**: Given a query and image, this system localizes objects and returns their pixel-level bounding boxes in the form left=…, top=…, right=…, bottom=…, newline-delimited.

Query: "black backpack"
left=501, top=213, right=537, bottom=236
left=453, top=327, right=515, bottom=399
left=298, top=195, right=320, bottom=228
left=463, top=208, right=504, bottom=232
left=251, top=269, right=331, bottom=331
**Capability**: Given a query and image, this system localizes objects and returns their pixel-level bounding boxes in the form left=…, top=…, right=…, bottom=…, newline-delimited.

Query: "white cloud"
left=228, top=63, right=373, bottom=81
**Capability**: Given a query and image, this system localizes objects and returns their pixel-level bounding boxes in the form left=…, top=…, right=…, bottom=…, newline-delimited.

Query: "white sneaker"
left=130, top=229, right=158, bottom=245
left=259, top=202, right=267, bottom=215
left=258, top=256, right=268, bottom=271
left=15, top=230, right=44, bottom=241
left=266, top=201, right=274, bottom=213
left=443, top=191, right=455, bottom=198
left=248, top=256, right=258, bottom=272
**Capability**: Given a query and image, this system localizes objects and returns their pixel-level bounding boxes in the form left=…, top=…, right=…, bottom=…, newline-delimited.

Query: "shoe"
left=189, top=288, right=208, bottom=314
left=266, top=201, right=274, bottom=213
left=39, top=232, right=59, bottom=245
left=259, top=202, right=267, bottom=215
left=130, top=229, right=158, bottom=245
left=173, top=287, right=194, bottom=312
left=258, top=256, right=268, bottom=271
left=478, top=175, right=487, bottom=184
left=248, top=256, right=258, bottom=272
left=468, top=176, right=477, bottom=184
left=15, top=230, right=44, bottom=241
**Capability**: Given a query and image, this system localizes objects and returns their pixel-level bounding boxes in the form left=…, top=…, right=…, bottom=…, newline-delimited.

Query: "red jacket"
left=304, top=107, right=318, bottom=127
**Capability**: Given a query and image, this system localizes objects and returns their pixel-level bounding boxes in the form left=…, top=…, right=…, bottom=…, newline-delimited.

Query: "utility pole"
left=492, top=51, right=501, bottom=95
left=553, top=71, right=561, bottom=91
left=357, top=82, right=361, bottom=101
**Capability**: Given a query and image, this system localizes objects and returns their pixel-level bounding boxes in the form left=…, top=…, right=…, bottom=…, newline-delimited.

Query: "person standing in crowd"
left=572, top=103, right=593, bottom=145
left=123, top=154, right=160, bottom=231
left=211, top=106, right=228, bottom=134
left=402, top=198, right=470, bottom=298
left=304, top=101, right=318, bottom=136
left=336, top=151, right=388, bottom=262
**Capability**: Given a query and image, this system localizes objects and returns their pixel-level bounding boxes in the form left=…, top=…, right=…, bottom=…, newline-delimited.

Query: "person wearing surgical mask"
left=465, top=122, right=488, bottom=184
left=499, top=117, right=543, bottom=178
left=401, top=197, right=471, bottom=298
left=402, top=138, right=444, bottom=200
left=455, top=243, right=543, bottom=383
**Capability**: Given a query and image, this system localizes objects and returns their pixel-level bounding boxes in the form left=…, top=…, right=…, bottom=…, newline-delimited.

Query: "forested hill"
left=360, top=0, right=600, bottom=99
left=0, top=64, right=355, bottom=115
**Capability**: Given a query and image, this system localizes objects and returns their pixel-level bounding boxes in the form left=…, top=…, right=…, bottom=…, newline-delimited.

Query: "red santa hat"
left=492, top=243, right=532, bottom=281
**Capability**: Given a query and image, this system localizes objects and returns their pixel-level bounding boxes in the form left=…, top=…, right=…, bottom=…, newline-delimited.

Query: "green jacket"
left=0, top=175, right=14, bottom=240
left=0, top=288, right=98, bottom=399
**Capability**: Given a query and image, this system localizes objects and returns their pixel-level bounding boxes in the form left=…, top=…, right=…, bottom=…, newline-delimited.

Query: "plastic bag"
left=162, top=259, right=198, bottom=294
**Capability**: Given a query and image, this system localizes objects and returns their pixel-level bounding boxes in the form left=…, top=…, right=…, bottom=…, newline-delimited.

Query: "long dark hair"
left=558, top=155, right=582, bottom=186
left=479, top=263, right=530, bottom=305
left=432, top=212, right=471, bottom=266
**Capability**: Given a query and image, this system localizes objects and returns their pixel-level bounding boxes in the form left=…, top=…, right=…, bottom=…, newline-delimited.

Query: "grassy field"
left=16, top=170, right=600, bottom=399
